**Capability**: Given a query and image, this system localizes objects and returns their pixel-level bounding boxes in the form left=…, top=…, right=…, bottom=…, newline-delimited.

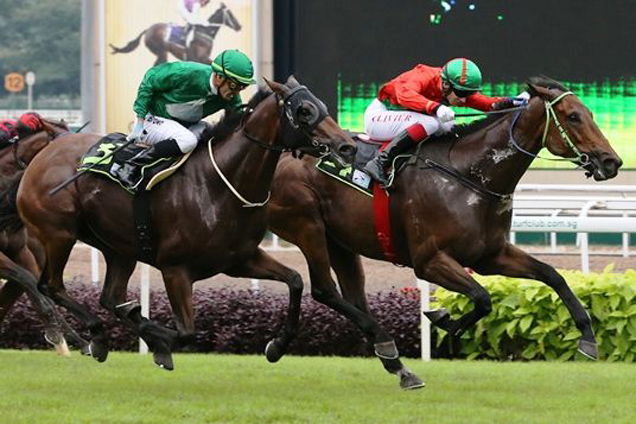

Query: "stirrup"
left=364, top=161, right=389, bottom=187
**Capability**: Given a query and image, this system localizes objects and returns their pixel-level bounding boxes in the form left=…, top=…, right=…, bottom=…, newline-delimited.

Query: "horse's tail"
left=0, top=173, right=25, bottom=232
left=109, top=30, right=147, bottom=54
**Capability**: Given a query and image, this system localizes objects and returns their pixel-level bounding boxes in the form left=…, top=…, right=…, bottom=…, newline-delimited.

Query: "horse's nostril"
left=602, top=157, right=622, bottom=178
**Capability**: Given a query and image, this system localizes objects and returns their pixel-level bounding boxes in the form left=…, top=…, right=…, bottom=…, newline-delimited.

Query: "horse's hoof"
left=89, top=340, right=109, bottom=363
left=397, top=369, right=425, bottom=390
left=265, top=339, right=284, bottom=363
left=578, top=340, right=598, bottom=360
left=153, top=351, right=174, bottom=371
left=44, top=329, right=70, bottom=356
left=152, top=340, right=174, bottom=371
left=79, top=343, right=92, bottom=357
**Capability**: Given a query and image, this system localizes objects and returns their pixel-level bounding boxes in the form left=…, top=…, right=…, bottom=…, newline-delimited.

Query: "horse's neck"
left=193, top=117, right=282, bottom=203
left=455, top=100, right=546, bottom=195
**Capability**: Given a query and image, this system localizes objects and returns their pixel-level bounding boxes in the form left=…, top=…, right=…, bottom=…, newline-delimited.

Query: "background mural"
left=106, top=0, right=254, bottom=133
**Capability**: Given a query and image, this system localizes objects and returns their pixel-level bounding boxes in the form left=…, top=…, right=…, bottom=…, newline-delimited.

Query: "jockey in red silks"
left=0, top=119, right=17, bottom=144
left=363, top=58, right=529, bottom=186
left=0, top=112, right=43, bottom=143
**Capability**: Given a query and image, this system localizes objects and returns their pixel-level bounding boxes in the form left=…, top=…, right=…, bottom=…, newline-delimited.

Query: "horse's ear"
left=285, top=75, right=300, bottom=88
left=526, top=82, right=552, bottom=101
left=263, top=77, right=288, bottom=96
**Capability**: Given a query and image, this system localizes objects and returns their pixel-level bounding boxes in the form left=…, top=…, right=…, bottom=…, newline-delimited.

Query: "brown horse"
left=109, top=3, right=241, bottom=65
left=0, top=118, right=88, bottom=355
left=267, top=77, right=622, bottom=389
left=0, top=77, right=356, bottom=370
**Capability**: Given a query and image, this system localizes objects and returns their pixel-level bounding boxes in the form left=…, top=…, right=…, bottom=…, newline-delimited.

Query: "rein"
left=9, top=123, right=73, bottom=170
left=208, top=138, right=271, bottom=208
left=508, top=91, right=590, bottom=166
left=414, top=91, right=585, bottom=201
left=209, top=86, right=329, bottom=208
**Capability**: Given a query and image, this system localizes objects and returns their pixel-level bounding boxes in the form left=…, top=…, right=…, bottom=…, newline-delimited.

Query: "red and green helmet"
left=211, top=49, right=256, bottom=85
left=441, top=58, right=483, bottom=92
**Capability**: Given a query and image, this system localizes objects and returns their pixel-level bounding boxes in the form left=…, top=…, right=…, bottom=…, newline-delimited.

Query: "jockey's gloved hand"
left=493, top=91, right=532, bottom=111
left=511, top=91, right=531, bottom=106
left=126, top=121, right=145, bottom=142
left=436, top=105, right=455, bottom=123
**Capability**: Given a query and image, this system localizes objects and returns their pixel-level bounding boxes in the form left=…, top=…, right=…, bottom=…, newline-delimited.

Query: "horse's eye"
left=568, top=112, right=580, bottom=123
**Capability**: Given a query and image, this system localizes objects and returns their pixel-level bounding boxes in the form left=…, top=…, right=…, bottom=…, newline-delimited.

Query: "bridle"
left=8, top=126, right=72, bottom=170
left=508, top=91, right=591, bottom=167
left=209, top=85, right=330, bottom=208
left=242, top=85, right=330, bottom=155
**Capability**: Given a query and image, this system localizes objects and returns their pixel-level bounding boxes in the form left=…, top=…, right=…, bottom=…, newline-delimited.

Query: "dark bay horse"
left=0, top=118, right=84, bottom=355
left=109, top=3, right=241, bottom=65
left=0, top=77, right=356, bottom=370
left=267, top=77, right=622, bottom=389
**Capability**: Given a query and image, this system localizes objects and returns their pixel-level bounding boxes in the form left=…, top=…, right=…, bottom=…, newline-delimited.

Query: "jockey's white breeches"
left=363, top=99, right=454, bottom=141
left=140, top=114, right=208, bottom=154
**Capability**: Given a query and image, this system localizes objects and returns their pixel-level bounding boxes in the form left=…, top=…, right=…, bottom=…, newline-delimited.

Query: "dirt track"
left=66, top=245, right=635, bottom=294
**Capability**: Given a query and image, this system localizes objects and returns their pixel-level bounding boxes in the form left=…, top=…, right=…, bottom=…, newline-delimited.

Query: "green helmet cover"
left=441, top=58, right=482, bottom=92
left=211, top=49, right=256, bottom=85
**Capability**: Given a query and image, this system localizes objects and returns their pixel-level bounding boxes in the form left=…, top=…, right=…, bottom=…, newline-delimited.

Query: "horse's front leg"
left=473, top=242, right=597, bottom=359
left=225, top=248, right=303, bottom=363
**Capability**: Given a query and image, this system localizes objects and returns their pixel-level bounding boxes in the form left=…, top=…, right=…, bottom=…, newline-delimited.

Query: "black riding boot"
left=132, top=138, right=183, bottom=165
left=111, top=139, right=182, bottom=186
left=363, top=130, right=420, bottom=187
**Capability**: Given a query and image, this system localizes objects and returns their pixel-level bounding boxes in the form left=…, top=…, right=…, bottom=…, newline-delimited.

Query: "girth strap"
left=133, top=191, right=156, bottom=264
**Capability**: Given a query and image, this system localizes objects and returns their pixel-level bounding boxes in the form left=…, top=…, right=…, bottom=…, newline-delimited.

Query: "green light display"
left=337, top=77, right=636, bottom=169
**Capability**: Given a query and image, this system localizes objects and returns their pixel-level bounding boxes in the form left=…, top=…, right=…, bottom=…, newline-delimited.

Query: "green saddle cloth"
left=78, top=133, right=174, bottom=193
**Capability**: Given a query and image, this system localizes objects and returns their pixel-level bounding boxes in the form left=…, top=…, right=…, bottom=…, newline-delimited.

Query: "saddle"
left=316, top=132, right=417, bottom=195
left=167, top=24, right=188, bottom=47
left=78, top=133, right=190, bottom=193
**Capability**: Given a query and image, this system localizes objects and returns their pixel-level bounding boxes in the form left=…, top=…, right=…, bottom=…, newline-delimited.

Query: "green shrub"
left=433, top=266, right=636, bottom=361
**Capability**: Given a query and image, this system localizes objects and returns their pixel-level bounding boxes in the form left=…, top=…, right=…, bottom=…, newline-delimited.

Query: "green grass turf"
left=0, top=350, right=634, bottom=423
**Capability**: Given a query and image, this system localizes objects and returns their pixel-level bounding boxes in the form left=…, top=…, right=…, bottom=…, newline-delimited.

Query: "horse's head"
left=264, top=76, right=357, bottom=164
left=209, top=2, right=242, bottom=31
left=527, top=77, right=622, bottom=180
left=9, top=117, right=70, bottom=170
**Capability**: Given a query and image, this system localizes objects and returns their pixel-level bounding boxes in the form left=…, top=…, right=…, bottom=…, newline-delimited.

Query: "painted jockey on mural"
left=177, top=0, right=211, bottom=52
left=111, top=49, right=255, bottom=185
left=363, top=57, right=529, bottom=187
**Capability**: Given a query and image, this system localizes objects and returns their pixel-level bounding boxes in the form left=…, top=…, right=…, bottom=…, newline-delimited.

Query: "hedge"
left=0, top=280, right=422, bottom=357
left=2, top=267, right=635, bottom=362
left=434, top=266, right=636, bottom=361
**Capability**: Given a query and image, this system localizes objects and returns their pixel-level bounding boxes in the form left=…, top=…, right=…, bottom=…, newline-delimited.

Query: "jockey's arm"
left=464, top=92, right=506, bottom=112
left=133, top=64, right=179, bottom=119
left=393, top=79, right=442, bottom=115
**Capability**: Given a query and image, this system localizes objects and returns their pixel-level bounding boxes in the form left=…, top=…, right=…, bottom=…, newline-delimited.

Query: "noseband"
left=508, top=91, right=591, bottom=167
left=210, top=86, right=330, bottom=208
left=242, top=85, right=329, bottom=155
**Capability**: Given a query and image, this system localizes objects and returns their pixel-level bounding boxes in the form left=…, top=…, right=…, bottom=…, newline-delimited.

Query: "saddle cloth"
left=316, top=133, right=403, bottom=195
left=167, top=24, right=188, bottom=47
left=77, top=133, right=191, bottom=193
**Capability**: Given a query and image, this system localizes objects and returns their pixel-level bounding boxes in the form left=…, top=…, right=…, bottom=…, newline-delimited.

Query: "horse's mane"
left=447, top=75, right=568, bottom=139
left=205, top=88, right=272, bottom=145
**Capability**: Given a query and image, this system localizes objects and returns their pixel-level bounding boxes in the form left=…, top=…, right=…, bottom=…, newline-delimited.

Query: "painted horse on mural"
left=0, top=116, right=89, bottom=355
left=109, top=2, right=242, bottom=65
left=0, top=77, right=356, bottom=370
left=267, top=76, right=622, bottom=389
